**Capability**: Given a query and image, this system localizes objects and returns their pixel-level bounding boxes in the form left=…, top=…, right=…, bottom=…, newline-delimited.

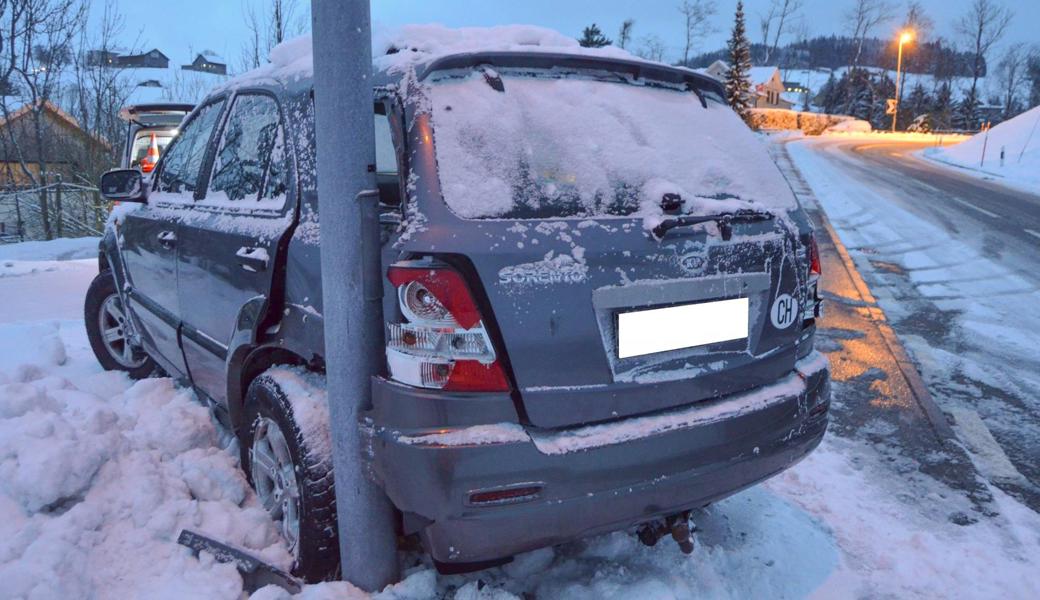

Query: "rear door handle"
left=157, top=230, right=177, bottom=248
left=236, top=246, right=269, bottom=272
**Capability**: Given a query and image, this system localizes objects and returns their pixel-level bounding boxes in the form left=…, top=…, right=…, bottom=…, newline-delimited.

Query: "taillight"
left=804, top=234, right=823, bottom=322
left=809, top=235, right=822, bottom=278
left=385, top=264, right=509, bottom=393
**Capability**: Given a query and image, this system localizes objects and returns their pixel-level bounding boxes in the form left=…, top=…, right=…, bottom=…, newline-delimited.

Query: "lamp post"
left=892, top=30, right=914, bottom=133
left=311, top=0, right=400, bottom=591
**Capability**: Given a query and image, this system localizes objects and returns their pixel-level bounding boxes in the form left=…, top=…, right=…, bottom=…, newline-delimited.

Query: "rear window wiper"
left=651, top=209, right=774, bottom=241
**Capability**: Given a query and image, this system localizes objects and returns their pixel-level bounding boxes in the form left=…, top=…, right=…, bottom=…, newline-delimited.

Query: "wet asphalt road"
left=783, top=136, right=1040, bottom=512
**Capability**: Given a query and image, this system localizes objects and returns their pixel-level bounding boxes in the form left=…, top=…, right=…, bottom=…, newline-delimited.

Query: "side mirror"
left=100, top=169, right=148, bottom=203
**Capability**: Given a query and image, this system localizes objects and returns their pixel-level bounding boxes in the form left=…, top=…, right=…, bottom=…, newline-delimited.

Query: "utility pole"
left=310, top=0, right=399, bottom=592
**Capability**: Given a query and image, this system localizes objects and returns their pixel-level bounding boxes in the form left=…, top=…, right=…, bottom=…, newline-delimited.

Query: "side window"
left=157, top=100, right=225, bottom=194
left=209, top=94, right=286, bottom=205
left=374, top=113, right=398, bottom=176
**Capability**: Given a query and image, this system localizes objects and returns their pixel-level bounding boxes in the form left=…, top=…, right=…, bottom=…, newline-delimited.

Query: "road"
left=784, top=134, right=1040, bottom=512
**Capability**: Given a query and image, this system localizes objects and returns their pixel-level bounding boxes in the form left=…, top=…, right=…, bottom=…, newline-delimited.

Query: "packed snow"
left=1, top=238, right=1038, bottom=598
left=924, top=104, right=1040, bottom=193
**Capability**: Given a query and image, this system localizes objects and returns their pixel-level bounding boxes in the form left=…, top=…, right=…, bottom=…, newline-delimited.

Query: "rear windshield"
left=428, top=70, right=798, bottom=220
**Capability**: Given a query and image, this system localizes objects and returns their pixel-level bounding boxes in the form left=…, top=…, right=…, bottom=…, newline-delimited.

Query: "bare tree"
left=0, top=0, right=88, bottom=239
left=844, top=0, right=895, bottom=68
left=240, top=0, right=308, bottom=71
left=70, top=0, right=136, bottom=183
left=617, top=18, right=635, bottom=50
left=678, top=0, right=717, bottom=66
left=635, top=35, right=667, bottom=63
left=759, top=0, right=804, bottom=65
left=995, top=42, right=1028, bottom=118
left=956, top=0, right=1013, bottom=105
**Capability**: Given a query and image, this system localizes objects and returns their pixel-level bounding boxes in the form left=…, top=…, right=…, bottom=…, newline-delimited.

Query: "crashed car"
left=89, top=31, right=829, bottom=581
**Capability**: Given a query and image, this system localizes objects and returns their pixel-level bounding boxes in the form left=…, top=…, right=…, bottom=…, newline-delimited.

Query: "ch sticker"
left=771, top=294, right=798, bottom=330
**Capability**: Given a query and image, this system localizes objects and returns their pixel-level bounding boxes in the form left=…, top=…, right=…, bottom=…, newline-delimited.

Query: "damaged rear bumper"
left=366, top=351, right=830, bottom=564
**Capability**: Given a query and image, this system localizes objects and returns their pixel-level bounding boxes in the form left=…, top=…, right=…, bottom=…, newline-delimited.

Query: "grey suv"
left=89, top=45, right=829, bottom=581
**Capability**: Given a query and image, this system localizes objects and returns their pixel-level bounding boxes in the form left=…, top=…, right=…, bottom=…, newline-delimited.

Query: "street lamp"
left=892, top=30, right=914, bottom=133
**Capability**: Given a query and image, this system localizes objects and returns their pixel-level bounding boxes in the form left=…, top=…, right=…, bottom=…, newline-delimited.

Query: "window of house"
left=156, top=99, right=226, bottom=195
left=208, top=94, right=287, bottom=207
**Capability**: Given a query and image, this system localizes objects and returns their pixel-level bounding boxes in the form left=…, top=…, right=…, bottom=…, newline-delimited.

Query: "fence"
left=0, top=182, right=108, bottom=243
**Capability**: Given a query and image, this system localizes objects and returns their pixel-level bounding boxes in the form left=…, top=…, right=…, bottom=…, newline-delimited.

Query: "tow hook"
left=636, top=510, right=696, bottom=554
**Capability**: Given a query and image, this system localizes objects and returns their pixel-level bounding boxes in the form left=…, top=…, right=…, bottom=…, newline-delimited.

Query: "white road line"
left=949, top=407, right=1032, bottom=488
left=1024, top=229, right=1040, bottom=241
left=950, top=197, right=1000, bottom=219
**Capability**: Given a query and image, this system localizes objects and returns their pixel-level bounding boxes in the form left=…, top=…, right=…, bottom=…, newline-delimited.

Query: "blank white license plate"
left=617, top=298, right=749, bottom=359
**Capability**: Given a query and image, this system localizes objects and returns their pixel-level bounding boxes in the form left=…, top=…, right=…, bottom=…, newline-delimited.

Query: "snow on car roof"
left=220, top=24, right=679, bottom=92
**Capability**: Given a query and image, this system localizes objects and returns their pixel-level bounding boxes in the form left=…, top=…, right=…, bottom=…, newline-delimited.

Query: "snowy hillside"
left=925, top=105, right=1040, bottom=192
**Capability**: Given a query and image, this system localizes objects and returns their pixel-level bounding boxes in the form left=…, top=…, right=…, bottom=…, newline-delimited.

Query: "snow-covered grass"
left=1, top=238, right=1038, bottom=598
left=922, top=105, right=1040, bottom=194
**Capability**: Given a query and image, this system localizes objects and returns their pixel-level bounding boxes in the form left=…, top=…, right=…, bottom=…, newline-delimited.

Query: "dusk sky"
left=103, top=0, right=1037, bottom=69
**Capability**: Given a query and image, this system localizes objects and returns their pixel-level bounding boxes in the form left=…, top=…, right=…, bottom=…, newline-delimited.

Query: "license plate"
left=617, top=298, right=749, bottom=359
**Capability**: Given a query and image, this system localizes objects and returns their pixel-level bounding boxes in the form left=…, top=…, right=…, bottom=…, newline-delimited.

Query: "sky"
left=103, top=0, right=1037, bottom=69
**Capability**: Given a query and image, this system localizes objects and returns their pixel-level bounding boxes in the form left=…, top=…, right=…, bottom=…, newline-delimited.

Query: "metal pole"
left=310, top=0, right=399, bottom=592
left=892, top=39, right=904, bottom=133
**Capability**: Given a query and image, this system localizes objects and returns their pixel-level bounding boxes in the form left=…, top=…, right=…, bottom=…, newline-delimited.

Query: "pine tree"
left=955, top=89, right=980, bottom=131
left=724, top=1, right=753, bottom=120
left=578, top=24, right=612, bottom=48
left=818, top=72, right=839, bottom=114
left=932, top=82, right=954, bottom=130
left=872, top=74, right=896, bottom=130
left=905, top=83, right=932, bottom=128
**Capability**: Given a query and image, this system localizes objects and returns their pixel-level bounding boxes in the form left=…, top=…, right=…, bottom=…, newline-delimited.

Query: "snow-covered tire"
left=241, top=368, right=339, bottom=583
left=84, top=271, right=157, bottom=379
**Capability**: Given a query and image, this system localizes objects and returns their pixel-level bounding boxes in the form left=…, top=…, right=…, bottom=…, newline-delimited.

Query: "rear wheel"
left=84, top=272, right=156, bottom=379
left=241, top=369, right=340, bottom=582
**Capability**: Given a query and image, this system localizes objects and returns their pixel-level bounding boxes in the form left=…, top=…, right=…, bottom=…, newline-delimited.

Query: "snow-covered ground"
left=923, top=105, right=1040, bottom=194
left=1, top=239, right=1038, bottom=599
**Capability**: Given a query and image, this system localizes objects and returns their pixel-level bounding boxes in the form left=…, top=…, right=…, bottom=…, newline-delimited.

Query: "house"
left=182, top=51, right=227, bottom=76
left=115, top=49, right=171, bottom=69
left=704, top=61, right=795, bottom=110
left=0, top=101, right=113, bottom=240
left=0, top=100, right=110, bottom=186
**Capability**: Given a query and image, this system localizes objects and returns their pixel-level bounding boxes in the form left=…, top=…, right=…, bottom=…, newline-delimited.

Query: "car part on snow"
left=636, top=511, right=697, bottom=554
left=177, top=529, right=301, bottom=594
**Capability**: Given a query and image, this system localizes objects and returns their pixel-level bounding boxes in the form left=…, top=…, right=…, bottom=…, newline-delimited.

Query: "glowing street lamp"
left=892, top=30, right=914, bottom=133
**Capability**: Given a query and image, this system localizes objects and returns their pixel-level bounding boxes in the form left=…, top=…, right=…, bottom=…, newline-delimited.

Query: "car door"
left=120, top=99, right=227, bottom=378
left=176, top=92, right=296, bottom=405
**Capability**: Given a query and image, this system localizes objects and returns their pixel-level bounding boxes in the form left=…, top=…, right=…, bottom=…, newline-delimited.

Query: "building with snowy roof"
left=182, top=51, right=227, bottom=75
left=704, top=61, right=795, bottom=110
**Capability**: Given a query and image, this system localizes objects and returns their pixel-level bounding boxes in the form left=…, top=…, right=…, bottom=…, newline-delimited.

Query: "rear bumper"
left=367, top=352, right=830, bottom=564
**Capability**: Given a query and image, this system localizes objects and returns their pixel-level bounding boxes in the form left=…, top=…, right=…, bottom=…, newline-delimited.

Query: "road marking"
left=1024, top=229, right=1040, bottom=241
left=949, top=407, right=1033, bottom=488
left=950, top=197, right=1000, bottom=218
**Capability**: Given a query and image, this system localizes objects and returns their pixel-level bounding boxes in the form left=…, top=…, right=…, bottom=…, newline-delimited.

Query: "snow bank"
left=0, top=236, right=99, bottom=261
left=825, top=118, right=872, bottom=133
left=927, top=105, right=1040, bottom=192
left=0, top=321, right=292, bottom=598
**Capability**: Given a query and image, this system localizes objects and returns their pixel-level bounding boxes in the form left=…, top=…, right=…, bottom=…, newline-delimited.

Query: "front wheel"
left=84, top=272, right=157, bottom=379
left=241, top=369, right=340, bottom=582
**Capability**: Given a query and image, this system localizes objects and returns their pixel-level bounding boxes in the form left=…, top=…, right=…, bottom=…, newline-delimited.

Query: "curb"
left=772, top=139, right=958, bottom=447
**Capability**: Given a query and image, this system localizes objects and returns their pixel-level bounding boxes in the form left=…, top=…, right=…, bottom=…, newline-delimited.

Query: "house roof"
left=0, top=100, right=111, bottom=162
left=196, top=51, right=226, bottom=64
left=704, top=61, right=780, bottom=87
left=124, top=48, right=170, bottom=61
